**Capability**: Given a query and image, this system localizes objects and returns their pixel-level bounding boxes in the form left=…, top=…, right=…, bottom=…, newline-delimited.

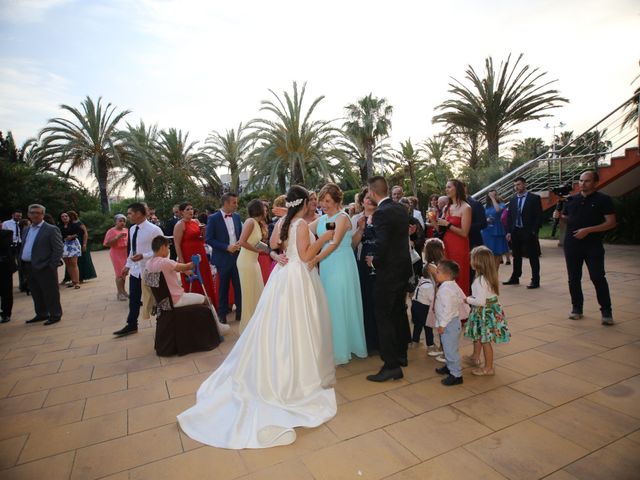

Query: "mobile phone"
left=326, top=222, right=336, bottom=230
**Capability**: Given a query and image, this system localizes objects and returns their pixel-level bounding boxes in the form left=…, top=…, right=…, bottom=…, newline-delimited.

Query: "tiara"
left=285, top=198, right=304, bottom=208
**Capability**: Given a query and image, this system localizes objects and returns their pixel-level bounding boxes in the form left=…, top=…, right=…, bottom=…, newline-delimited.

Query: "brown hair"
left=273, top=195, right=286, bottom=208
left=67, top=210, right=79, bottom=222
left=424, top=238, right=445, bottom=265
left=368, top=176, right=389, bottom=197
left=470, top=246, right=500, bottom=296
left=151, top=235, right=169, bottom=252
left=438, top=259, right=460, bottom=279
left=447, top=179, right=467, bottom=206
left=318, top=183, right=343, bottom=205
left=279, top=186, right=309, bottom=244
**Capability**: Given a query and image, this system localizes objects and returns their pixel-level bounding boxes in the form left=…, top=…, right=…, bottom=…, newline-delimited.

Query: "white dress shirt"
left=2, top=219, right=21, bottom=244
left=20, top=221, right=44, bottom=262
left=434, top=280, right=469, bottom=328
left=413, top=209, right=425, bottom=228
left=223, top=212, right=238, bottom=244
left=466, top=276, right=497, bottom=307
left=125, top=220, right=164, bottom=278
left=413, top=276, right=435, bottom=306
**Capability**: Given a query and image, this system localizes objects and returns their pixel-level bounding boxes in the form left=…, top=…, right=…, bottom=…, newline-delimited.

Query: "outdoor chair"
left=144, top=270, right=221, bottom=356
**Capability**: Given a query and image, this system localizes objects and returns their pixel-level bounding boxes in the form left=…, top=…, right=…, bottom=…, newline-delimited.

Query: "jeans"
left=564, top=241, right=611, bottom=315
left=127, top=275, right=142, bottom=327
left=216, top=262, right=241, bottom=319
left=441, top=317, right=462, bottom=377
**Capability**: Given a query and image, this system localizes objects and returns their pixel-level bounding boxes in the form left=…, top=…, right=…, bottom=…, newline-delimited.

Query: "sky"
left=1, top=0, right=638, bottom=191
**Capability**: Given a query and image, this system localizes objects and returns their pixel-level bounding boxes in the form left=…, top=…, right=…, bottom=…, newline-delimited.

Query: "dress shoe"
left=399, top=357, right=408, bottom=367
left=441, top=374, right=463, bottom=386
left=435, top=365, right=450, bottom=375
left=526, top=283, right=540, bottom=289
left=0, top=317, right=10, bottom=323
left=26, top=316, right=47, bottom=324
left=502, top=278, right=519, bottom=285
left=44, top=318, right=61, bottom=326
left=366, top=366, right=403, bottom=382
left=113, top=325, right=138, bottom=336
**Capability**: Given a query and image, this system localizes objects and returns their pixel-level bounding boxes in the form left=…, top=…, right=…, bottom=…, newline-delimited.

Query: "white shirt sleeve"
left=467, top=277, right=489, bottom=306
left=435, top=282, right=463, bottom=328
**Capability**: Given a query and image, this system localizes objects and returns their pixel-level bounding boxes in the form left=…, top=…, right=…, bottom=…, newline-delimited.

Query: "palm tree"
left=249, top=82, right=339, bottom=189
left=154, top=128, right=219, bottom=199
left=39, top=96, right=130, bottom=212
left=344, top=94, right=393, bottom=182
left=113, top=121, right=159, bottom=198
left=337, top=131, right=393, bottom=181
left=421, top=134, right=456, bottom=193
left=389, top=139, right=423, bottom=196
left=510, top=137, right=547, bottom=169
left=433, top=54, right=568, bottom=163
left=204, top=123, right=253, bottom=194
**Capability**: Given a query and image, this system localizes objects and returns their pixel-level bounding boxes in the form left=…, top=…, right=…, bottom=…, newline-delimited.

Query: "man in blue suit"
left=206, top=193, right=242, bottom=323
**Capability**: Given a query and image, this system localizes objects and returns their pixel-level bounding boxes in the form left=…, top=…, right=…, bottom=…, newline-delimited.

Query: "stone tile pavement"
left=0, top=240, right=638, bottom=479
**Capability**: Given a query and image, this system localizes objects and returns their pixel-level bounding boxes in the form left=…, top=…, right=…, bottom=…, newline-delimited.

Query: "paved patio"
left=0, top=240, right=638, bottom=480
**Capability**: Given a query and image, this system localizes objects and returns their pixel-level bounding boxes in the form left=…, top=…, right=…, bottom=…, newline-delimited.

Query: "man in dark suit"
left=206, top=193, right=242, bottom=323
left=504, top=176, right=543, bottom=289
left=365, top=176, right=413, bottom=382
left=20, top=204, right=63, bottom=325
left=0, top=230, right=17, bottom=323
left=163, top=205, right=181, bottom=260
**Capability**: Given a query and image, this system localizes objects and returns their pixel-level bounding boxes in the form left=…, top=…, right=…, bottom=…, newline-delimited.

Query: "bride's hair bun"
left=280, top=186, right=309, bottom=244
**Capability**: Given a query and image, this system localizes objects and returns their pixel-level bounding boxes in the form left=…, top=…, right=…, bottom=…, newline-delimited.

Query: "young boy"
left=433, top=259, right=470, bottom=386
left=410, top=263, right=435, bottom=348
left=145, top=236, right=205, bottom=308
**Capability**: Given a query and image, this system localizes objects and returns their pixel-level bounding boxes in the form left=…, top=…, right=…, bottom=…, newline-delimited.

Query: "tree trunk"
left=359, top=163, right=368, bottom=186
left=278, top=170, right=286, bottom=193
left=97, top=156, right=109, bottom=213
left=365, top=140, right=374, bottom=179
left=410, top=168, right=418, bottom=197
left=291, top=159, right=304, bottom=186
left=486, top=131, right=499, bottom=165
left=231, top=169, right=239, bottom=194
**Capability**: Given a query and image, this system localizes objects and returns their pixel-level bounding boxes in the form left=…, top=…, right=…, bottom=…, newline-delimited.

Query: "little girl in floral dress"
left=463, top=246, right=510, bottom=375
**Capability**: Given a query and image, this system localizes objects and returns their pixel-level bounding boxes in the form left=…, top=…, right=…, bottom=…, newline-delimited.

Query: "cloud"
left=0, top=0, right=75, bottom=24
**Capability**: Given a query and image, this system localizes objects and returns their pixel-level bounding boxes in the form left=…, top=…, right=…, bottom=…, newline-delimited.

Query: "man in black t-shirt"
left=554, top=170, right=617, bottom=325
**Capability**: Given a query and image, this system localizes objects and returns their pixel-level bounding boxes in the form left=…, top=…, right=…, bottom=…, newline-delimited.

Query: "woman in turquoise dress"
left=310, top=183, right=367, bottom=365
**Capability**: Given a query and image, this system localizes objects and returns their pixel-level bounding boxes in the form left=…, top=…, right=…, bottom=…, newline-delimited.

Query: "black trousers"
left=0, top=262, right=13, bottom=318
left=564, top=241, right=611, bottom=314
left=24, top=262, right=62, bottom=320
left=410, top=300, right=432, bottom=344
left=127, top=275, right=142, bottom=327
left=510, top=228, right=540, bottom=283
left=374, top=281, right=410, bottom=369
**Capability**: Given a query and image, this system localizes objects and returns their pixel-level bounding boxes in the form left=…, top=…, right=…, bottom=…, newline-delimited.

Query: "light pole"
left=544, top=121, right=566, bottom=158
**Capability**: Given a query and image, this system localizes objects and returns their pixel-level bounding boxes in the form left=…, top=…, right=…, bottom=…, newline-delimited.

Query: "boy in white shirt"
left=433, top=259, right=470, bottom=386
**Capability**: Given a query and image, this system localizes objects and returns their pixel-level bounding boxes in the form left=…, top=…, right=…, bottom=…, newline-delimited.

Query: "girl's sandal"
left=471, top=368, right=495, bottom=376
left=463, top=355, right=481, bottom=367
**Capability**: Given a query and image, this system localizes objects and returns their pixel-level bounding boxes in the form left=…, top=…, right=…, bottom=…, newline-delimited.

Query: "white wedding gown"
left=177, top=219, right=337, bottom=449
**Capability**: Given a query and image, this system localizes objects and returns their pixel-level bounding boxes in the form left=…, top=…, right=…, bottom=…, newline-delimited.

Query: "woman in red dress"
left=173, top=202, right=218, bottom=309
left=432, top=179, right=472, bottom=295
left=257, top=202, right=272, bottom=284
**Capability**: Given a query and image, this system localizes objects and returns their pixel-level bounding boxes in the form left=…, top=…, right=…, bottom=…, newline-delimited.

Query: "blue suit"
left=206, top=211, right=242, bottom=320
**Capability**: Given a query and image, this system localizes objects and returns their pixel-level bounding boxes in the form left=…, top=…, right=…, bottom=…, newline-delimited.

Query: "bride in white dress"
left=178, top=186, right=337, bottom=449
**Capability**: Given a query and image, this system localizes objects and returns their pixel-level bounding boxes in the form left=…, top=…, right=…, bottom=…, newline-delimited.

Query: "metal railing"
left=473, top=93, right=639, bottom=202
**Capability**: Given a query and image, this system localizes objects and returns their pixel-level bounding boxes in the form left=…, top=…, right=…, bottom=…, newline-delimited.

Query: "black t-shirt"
left=562, top=191, right=615, bottom=244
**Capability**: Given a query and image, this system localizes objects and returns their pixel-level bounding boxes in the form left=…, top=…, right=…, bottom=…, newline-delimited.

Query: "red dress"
left=179, top=220, right=219, bottom=309
left=443, top=215, right=470, bottom=295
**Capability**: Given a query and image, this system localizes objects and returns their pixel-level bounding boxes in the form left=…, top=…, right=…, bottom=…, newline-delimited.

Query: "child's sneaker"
left=426, top=345, right=441, bottom=356
left=435, top=355, right=447, bottom=363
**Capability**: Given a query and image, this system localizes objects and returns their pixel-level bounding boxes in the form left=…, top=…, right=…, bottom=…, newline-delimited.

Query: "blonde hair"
left=318, top=182, right=343, bottom=205
left=273, top=195, right=286, bottom=208
left=470, top=246, right=500, bottom=295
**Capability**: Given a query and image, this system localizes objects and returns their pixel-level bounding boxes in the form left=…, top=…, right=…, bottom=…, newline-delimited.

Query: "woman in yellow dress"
left=237, top=199, right=267, bottom=333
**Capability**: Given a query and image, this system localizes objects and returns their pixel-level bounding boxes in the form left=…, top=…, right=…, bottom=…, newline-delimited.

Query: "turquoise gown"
left=317, top=212, right=368, bottom=365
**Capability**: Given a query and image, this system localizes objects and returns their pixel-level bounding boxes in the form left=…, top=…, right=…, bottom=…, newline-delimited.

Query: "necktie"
left=132, top=225, right=139, bottom=254
left=516, top=196, right=524, bottom=228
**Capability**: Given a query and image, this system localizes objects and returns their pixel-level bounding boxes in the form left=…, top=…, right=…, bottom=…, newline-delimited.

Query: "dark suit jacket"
left=467, top=197, right=488, bottom=248
left=372, top=199, right=412, bottom=287
left=507, top=192, right=543, bottom=235
left=205, top=211, right=242, bottom=268
left=163, top=216, right=180, bottom=237
left=20, top=222, right=63, bottom=270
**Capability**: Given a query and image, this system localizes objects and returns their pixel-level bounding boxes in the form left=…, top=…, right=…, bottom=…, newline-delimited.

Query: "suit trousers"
left=510, top=228, right=540, bottom=283
left=0, top=262, right=13, bottom=318
left=24, top=262, right=62, bottom=320
left=374, top=281, right=410, bottom=369
left=127, top=275, right=142, bottom=327
left=564, top=241, right=611, bottom=314
left=216, top=261, right=241, bottom=319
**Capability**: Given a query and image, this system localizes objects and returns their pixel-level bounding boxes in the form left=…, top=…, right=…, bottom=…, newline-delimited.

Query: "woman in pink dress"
left=103, top=214, right=129, bottom=300
left=430, top=179, right=472, bottom=295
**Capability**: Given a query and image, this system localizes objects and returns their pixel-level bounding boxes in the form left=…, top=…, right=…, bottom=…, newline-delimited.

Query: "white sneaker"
left=427, top=345, right=442, bottom=357
left=435, top=355, right=447, bottom=363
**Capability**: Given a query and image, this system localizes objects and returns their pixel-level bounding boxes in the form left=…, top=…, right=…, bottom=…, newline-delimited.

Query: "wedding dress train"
left=177, top=218, right=336, bottom=449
